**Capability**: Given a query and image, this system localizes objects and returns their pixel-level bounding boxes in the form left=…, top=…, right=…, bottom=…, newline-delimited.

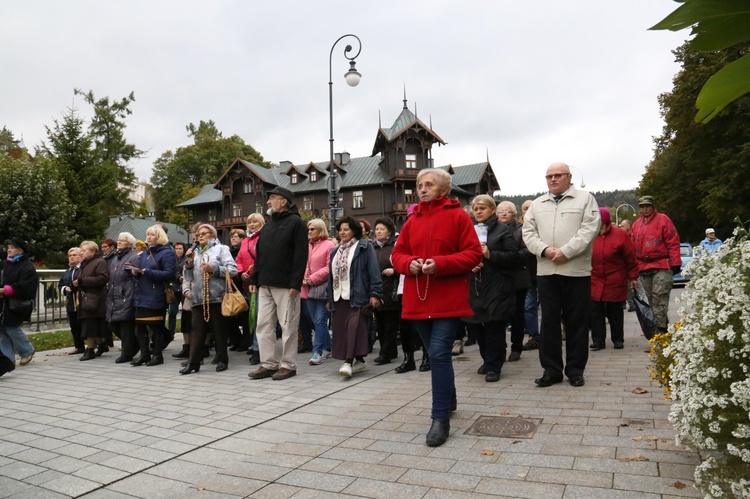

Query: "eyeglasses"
left=307, top=228, right=318, bottom=232
left=197, top=231, right=212, bottom=237
left=545, top=173, right=570, bottom=180
left=497, top=211, right=513, bottom=216
left=116, top=239, right=128, bottom=243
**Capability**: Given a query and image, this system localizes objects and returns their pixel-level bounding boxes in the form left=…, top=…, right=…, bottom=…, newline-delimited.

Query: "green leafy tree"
left=0, top=126, right=16, bottom=154
left=640, top=41, right=750, bottom=242
left=151, top=120, right=272, bottom=222
left=0, top=153, right=75, bottom=263
left=651, top=0, right=750, bottom=122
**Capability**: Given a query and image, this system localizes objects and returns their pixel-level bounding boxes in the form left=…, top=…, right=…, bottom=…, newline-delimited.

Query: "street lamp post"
left=615, top=203, right=635, bottom=226
left=327, top=34, right=362, bottom=234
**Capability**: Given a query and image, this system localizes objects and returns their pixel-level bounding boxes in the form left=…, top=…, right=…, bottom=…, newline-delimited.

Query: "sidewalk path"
left=0, top=291, right=702, bottom=498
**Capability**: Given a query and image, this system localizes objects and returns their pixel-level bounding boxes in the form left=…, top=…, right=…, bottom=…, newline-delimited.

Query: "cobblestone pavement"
left=0, top=291, right=702, bottom=498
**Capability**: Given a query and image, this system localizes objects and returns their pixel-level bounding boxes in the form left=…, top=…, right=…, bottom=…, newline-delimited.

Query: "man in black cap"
left=631, top=196, right=681, bottom=332
left=0, top=238, right=39, bottom=369
left=248, top=186, right=308, bottom=381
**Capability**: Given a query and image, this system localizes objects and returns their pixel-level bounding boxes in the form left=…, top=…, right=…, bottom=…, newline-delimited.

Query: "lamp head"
left=344, top=60, right=361, bottom=87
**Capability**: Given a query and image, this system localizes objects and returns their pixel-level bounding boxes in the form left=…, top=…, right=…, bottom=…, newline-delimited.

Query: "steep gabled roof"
left=372, top=105, right=446, bottom=156
left=176, top=184, right=222, bottom=207
left=449, top=162, right=490, bottom=187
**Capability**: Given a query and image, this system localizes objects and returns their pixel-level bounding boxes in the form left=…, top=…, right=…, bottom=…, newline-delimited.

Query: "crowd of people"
left=1, top=162, right=699, bottom=447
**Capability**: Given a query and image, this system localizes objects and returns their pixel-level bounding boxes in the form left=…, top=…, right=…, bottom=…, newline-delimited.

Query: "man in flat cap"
left=631, top=196, right=681, bottom=333
left=248, top=186, right=308, bottom=381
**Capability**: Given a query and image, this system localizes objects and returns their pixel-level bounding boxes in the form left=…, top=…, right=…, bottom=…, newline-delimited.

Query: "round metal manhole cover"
left=464, top=415, right=542, bottom=439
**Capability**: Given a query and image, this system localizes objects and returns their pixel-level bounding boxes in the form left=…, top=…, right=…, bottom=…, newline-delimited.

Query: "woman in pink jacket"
left=301, top=218, right=336, bottom=365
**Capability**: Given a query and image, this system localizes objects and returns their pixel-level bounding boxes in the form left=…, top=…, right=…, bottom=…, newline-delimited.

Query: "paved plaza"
left=0, top=292, right=702, bottom=498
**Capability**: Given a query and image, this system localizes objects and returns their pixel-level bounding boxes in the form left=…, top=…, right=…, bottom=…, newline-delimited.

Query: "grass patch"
left=29, top=330, right=75, bottom=352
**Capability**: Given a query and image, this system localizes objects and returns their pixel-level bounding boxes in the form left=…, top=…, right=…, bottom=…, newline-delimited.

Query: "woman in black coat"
left=371, top=218, right=400, bottom=365
left=73, top=241, right=110, bottom=361
left=105, top=232, right=140, bottom=363
left=0, top=238, right=39, bottom=368
left=463, top=195, right=518, bottom=382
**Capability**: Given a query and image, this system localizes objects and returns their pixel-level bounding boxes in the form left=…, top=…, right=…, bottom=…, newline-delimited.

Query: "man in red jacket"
left=631, top=196, right=681, bottom=333
left=590, top=208, right=638, bottom=350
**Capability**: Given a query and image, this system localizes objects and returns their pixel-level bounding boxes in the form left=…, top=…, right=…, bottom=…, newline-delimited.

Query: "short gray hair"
left=496, top=201, right=517, bottom=216
left=118, top=232, right=136, bottom=246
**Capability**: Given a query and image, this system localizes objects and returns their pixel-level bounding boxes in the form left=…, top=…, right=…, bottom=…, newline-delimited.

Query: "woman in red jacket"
left=590, top=208, right=638, bottom=350
left=391, top=168, right=482, bottom=447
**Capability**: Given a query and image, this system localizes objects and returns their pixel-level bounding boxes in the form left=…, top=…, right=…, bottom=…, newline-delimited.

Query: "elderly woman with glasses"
left=105, top=232, right=140, bottom=363
left=180, top=224, right=237, bottom=374
left=302, top=218, right=335, bottom=365
left=131, top=225, right=177, bottom=367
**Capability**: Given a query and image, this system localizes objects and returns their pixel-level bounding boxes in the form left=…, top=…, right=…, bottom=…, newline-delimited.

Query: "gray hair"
left=496, top=201, right=517, bottom=216
left=118, top=232, right=136, bottom=246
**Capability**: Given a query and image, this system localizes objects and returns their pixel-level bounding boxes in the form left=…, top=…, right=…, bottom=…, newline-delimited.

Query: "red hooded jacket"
left=591, top=224, right=638, bottom=302
left=391, top=197, right=482, bottom=320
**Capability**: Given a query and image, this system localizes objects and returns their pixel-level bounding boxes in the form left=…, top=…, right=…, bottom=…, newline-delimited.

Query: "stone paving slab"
left=0, top=290, right=705, bottom=497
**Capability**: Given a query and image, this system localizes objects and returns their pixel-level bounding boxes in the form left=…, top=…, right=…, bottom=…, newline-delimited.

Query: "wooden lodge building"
left=177, top=99, right=499, bottom=240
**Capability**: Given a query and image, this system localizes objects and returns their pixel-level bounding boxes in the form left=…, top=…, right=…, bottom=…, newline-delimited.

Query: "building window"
left=405, top=188, right=416, bottom=203
left=304, top=196, right=314, bottom=211
left=291, top=173, right=298, bottom=184
left=309, top=170, right=317, bottom=182
left=255, top=201, right=263, bottom=214
left=232, top=203, right=242, bottom=217
left=243, top=180, right=253, bottom=193
left=353, top=191, right=364, bottom=209
left=208, top=209, right=216, bottom=222
left=405, top=153, right=417, bottom=169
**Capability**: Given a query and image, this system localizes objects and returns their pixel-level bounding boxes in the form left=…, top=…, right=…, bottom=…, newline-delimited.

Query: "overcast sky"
left=3, top=1, right=687, bottom=196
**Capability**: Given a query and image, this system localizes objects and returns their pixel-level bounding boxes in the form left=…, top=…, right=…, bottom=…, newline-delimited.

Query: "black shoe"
left=522, top=339, right=539, bottom=351
left=463, top=338, right=476, bottom=347
left=485, top=371, right=500, bottom=382
left=569, top=375, right=585, bottom=387
left=589, top=343, right=605, bottom=351
left=211, top=355, right=219, bottom=365
left=172, top=345, right=190, bottom=359
left=477, top=365, right=487, bottom=375
left=249, top=351, right=260, bottom=365
left=451, top=398, right=457, bottom=412
left=146, top=356, right=164, bottom=367
left=179, top=364, right=200, bottom=375
left=115, top=356, right=133, bottom=364
left=216, top=361, right=228, bottom=372
left=80, top=348, right=96, bottom=361
left=95, top=344, right=109, bottom=357
left=229, top=345, right=240, bottom=352
left=508, top=351, right=522, bottom=362
left=181, top=359, right=203, bottom=367
left=614, top=342, right=624, bottom=349
left=131, top=354, right=151, bottom=366
left=419, top=356, right=431, bottom=372
left=426, top=419, right=450, bottom=447
left=203, top=345, right=211, bottom=358
left=394, top=356, right=416, bottom=373
left=534, top=374, right=563, bottom=387
left=373, top=356, right=391, bottom=365
left=627, top=306, right=636, bottom=312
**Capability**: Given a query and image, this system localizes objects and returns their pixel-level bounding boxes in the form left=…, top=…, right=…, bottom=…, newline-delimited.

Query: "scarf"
left=332, top=239, right=357, bottom=290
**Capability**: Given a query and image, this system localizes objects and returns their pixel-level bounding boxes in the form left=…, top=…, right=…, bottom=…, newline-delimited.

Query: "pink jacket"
left=301, top=238, right=335, bottom=299
left=235, top=232, right=260, bottom=276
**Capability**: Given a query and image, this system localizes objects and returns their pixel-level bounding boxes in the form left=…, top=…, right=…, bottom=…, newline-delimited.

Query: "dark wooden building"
left=178, top=100, right=499, bottom=239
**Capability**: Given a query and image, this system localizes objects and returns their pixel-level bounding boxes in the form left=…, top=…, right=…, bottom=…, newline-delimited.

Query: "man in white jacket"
left=522, top=162, right=600, bottom=388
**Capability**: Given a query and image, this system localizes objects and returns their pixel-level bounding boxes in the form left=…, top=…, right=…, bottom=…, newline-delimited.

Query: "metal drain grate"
left=464, top=416, right=542, bottom=439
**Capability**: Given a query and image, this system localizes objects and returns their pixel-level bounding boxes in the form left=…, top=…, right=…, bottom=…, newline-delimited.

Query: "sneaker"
left=19, top=351, right=35, bottom=366
left=309, top=353, right=324, bottom=365
left=323, top=350, right=332, bottom=359
left=451, top=340, right=464, bottom=356
left=339, top=362, right=352, bottom=377
left=522, top=339, right=539, bottom=351
left=271, top=368, right=297, bottom=380
left=351, top=360, right=369, bottom=374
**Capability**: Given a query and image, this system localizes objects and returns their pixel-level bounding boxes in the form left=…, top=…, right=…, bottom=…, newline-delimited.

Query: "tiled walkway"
left=0, top=291, right=701, bottom=498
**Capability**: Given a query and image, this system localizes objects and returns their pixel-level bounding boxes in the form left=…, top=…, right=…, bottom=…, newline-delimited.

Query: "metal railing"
left=26, top=269, right=70, bottom=332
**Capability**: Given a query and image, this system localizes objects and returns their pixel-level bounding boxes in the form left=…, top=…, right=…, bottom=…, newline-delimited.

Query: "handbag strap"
left=225, top=270, right=238, bottom=296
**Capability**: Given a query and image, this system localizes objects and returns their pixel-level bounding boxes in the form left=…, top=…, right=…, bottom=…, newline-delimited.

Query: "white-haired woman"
left=180, top=224, right=237, bottom=374
left=105, top=232, right=140, bottom=363
left=58, top=247, right=84, bottom=355
left=73, top=241, right=110, bottom=361
left=131, top=225, right=177, bottom=366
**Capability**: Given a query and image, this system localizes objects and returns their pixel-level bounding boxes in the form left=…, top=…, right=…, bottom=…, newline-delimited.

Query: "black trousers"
left=109, top=320, right=137, bottom=357
left=67, top=310, right=84, bottom=350
left=374, top=307, right=400, bottom=360
left=189, top=303, right=229, bottom=365
left=467, top=320, right=506, bottom=374
left=590, top=301, right=625, bottom=345
left=537, top=275, right=591, bottom=379
left=510, top=289, right=527, bottom=352
left=399, top=319, right=423, bottom=355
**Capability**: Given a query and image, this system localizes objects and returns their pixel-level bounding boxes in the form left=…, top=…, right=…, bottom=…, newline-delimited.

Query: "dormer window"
left=291, top=173, right=298, bottom=184
left=309, top=170, right=317, bottom=182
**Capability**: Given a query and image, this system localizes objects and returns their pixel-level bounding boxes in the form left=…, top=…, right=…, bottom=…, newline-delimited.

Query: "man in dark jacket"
left=0, top=238, right=39, bottom=369
left=248, top=186, right=309, bottom=381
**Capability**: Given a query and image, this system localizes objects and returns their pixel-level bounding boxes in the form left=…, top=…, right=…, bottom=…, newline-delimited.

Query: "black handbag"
left=7, top=298, right=33, bottom=316
left=78, top=290, right=100, bottom=313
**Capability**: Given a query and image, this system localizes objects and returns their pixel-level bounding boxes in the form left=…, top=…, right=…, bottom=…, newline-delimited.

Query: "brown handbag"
left=221, top=271, right=248, bottom=317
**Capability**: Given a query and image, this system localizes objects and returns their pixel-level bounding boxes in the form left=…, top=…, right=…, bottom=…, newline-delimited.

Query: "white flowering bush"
left=667, top=223, right=750, bottom=497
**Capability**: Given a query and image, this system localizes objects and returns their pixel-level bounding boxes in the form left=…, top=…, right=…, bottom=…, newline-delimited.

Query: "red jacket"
left=391, top=197, right=482, bottom=320
left=631, top=210, right=682, bottom=273
left=591, top=225, right=638, bottom=302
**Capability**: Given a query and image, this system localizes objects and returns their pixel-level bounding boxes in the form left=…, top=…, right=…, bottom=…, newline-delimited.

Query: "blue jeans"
left=0, top=324, right=35, bottom=360
left=524, top=285, right=540, bottom=340
left=414, top=318, right=459, bottom=420
left=305, top=299, right=331, bottom=355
